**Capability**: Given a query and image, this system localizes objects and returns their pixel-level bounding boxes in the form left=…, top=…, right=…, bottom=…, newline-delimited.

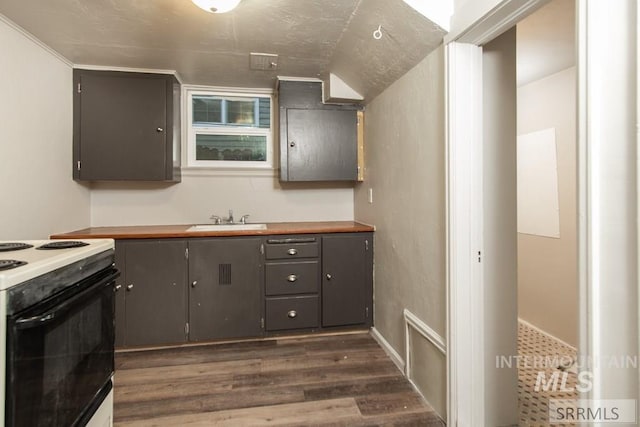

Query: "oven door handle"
left=14, top=270, right=118, bottom=330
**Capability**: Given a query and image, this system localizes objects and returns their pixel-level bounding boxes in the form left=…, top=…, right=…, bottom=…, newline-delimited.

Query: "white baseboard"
left=370, top=327, right=405, bottom=373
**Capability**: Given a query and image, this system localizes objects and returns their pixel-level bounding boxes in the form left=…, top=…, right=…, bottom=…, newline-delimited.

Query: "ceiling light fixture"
left=191, top=0, right=241, bottom=14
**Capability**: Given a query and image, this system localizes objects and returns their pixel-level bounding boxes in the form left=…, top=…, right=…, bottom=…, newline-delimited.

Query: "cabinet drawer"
left=266, top=295, right=319, bottom=331
left=265, top=261, right=319, bottom=296
left=265, top=240, right=319, bottom=260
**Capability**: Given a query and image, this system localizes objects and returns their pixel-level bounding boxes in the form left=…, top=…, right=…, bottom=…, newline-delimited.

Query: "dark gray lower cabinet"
left=113, top=241, right=126, bottom=347
left=263, top=233, right=373, bottom=333
left=266, top=295, right=319, bottom=330
left=188, top=238, right=263, bottom=341
left=116, top=239, right=188, bottom=347
left=322, top=233, right=373, bottom=327
left=265, top=260, right=319, bottom=296
left=113, top=232, right=373, bottom=347
left=264, top=235, right=321, bottom=332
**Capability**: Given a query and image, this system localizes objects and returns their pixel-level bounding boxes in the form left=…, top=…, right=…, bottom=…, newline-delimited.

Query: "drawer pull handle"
left=287, top=274, right=298, bottom=282
left=326, top=274, right=332, bottom=281
left=114, top=284, right=122, bottom=292
left=191, top=280, right=197, bottom=288
left=126, top=284, right=134, bottom=291
left=287, top=248, right=298, bottom=256
left=287, top=310, right=298, bottom=319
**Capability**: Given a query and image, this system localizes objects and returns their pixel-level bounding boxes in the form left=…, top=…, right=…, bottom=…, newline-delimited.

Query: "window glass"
left=227, top=99, right=256, bottom=126
left=195, top=134, right=267, bottom=162
left=258, top=97, right=271, bottom=128
left=192, top=96, right=222, bottom=125
left=186, top=90, right=273, bottom=169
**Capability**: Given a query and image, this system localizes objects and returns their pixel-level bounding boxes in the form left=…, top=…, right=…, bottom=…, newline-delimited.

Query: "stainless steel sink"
left=187, top=223, right=267, bottom=232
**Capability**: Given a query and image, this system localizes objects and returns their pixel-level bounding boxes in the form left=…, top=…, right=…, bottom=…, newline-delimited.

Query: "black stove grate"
left=37, top=241, right=89, bottom=250
left=0, top=260, right=27, bottom=271
left=0, top=243, right=34, bottom=252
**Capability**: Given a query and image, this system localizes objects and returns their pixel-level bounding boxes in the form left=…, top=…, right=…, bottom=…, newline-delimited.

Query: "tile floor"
left=518, top=321, right=578, bottom=426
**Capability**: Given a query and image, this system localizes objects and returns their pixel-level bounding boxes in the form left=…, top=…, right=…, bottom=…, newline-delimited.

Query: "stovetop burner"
left=0, top=243, right=34, bottom=252
left=0, top=259, right=27, bottom=271
left=37, top=241, right=89, bottom=250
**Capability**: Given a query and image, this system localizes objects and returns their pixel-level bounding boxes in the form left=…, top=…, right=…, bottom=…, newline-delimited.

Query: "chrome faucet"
left=210, top=210, right=249, bottom=224
left=224, top=209, right=234, bottom=224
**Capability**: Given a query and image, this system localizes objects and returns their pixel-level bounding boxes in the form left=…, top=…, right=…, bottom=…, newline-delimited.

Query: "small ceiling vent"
left=250, top=52, right=279, bottom=71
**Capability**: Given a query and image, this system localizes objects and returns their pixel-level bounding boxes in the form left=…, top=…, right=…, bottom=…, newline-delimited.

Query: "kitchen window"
left=186, top=89, right=273, bottom=169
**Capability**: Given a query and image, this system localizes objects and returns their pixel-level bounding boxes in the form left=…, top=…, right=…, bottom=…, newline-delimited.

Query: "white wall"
left=90, top=176, right=354, bottom=226
left=517, top=67, right=577, bottom=347
left=354, top=46, right=446, bottom=415
left=0, top=16, right=90, bottom=239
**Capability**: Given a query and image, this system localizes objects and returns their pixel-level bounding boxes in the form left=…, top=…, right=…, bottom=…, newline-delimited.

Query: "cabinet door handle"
left=287, top=310, right=297, bottom=319
left=114, top=284, right=122, bottom=292
left=156, top=127, right=164, bottom=132
left=126, top=284, right=134, bottom=291
left=326, top=274, right=332, bottom=281
left=289, top=141, right=296, bottom=147
left=287, top=248, right=298, bottom=256
left=287, top=274, right=298, bottom=282
left=191, top=280, right=197, bottom=288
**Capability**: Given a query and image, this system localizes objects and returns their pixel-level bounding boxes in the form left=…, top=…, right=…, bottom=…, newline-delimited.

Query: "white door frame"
left=446, top=0, right=638, bottom=424
left=575, top=0, right=638, bottom=409
left=445, top=3, right=550, bottom=424
left=445, top=40, right=485, bottom=426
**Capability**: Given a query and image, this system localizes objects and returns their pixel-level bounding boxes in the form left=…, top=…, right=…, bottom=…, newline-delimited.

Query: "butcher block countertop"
left=50, top=221, right=375, bottom=240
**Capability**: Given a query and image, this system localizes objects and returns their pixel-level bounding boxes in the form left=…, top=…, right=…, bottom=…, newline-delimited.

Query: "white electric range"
left=0, top=239, right=117, bottom=427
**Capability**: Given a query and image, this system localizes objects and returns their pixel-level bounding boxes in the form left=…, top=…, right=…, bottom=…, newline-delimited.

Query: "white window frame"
left=184, top=87, right=274, bottom=170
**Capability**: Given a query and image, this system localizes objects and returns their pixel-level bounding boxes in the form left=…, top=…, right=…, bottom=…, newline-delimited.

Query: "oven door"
left=6, top=268, right=118, bottom=427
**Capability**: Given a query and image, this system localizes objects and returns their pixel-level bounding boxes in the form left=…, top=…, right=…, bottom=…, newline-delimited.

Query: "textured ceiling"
left=517, top=0, right=575, bottom=86
left=0, top=0, right=446, bottom=101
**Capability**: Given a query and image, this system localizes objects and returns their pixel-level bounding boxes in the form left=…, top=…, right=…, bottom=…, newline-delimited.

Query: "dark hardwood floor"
left=114, top=331, right=445, bottom=426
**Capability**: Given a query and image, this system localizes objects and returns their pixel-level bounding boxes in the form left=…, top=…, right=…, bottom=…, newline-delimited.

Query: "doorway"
left=446, top=0, right=638, bottom=425
left=514, top=1, right=578, bottom=423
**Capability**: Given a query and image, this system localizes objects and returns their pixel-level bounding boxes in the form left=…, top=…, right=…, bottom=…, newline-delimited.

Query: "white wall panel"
left=0, top=16, right=90, bottom=239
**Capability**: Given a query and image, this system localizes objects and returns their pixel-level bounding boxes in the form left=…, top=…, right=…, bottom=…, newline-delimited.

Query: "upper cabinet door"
left=286, top=108, right=358, bottom=181
left=73, top=70, right=180, bottom=181
left=278, top=80, right=361, bottom=182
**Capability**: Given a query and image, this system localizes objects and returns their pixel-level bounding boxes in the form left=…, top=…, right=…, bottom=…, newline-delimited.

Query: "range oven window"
left=6, top=268, right=117, bottom=427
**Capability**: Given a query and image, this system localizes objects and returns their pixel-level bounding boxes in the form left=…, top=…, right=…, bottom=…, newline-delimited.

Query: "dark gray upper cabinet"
left=188, top=238, right=263, bottom=341
left=73, top=70, right=181, bottom=182
left=112, top=231, right=373, bottom=348
left=278, top=80, right=360, bottom=182
left=322, top=233, right=373, bottom=328
left=118, top=239, right=188, bottom=347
